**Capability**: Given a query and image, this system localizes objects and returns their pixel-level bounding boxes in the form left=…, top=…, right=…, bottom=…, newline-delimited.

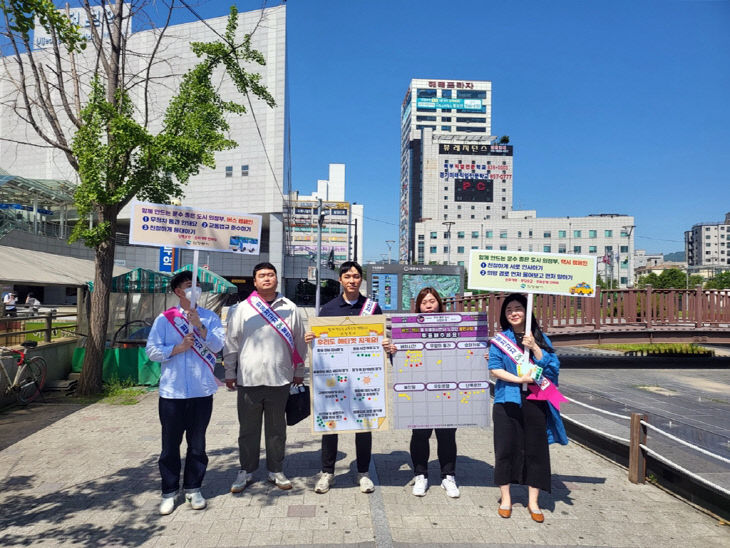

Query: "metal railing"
left=444, top=286, right=730, bottom=334
left=0, top=311, right=78, bottom=345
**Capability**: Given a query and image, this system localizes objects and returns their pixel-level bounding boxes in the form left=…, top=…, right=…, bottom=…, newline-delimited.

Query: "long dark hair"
left=498, top=293, right=554, bottom=352
left=414, top=287, right=443, bottom=312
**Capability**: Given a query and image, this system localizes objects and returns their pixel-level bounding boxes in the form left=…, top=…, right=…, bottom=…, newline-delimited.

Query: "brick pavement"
left=0, top=389, right=728, bottom=548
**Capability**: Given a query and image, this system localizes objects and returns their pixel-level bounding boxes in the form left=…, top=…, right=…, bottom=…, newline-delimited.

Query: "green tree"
left=498, top=135, right=510, bottom=144
left=704, top=271, right=730, bottom=289
left=2, top=2, right=275, bottom=394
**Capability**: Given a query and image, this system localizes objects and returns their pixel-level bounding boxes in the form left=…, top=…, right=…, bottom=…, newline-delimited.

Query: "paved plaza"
left=1, top=384, right=728, bottom=548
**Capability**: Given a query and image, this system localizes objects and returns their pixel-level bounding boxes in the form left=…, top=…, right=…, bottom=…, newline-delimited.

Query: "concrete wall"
left=0, top=338, right=77, bottom=408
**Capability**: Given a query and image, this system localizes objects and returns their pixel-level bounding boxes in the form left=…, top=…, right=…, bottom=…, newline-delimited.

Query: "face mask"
left=184, top=287, right=202, bottom=302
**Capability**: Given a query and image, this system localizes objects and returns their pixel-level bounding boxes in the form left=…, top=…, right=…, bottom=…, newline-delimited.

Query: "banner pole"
left=191, top=249, right=199, bottom=309
left=519, top=292, right=534, bottom=380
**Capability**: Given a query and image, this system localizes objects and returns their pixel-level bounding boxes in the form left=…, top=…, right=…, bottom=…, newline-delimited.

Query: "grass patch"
left=590, top=343, right=714, bottom=356
left=100, top=378, right=148, bottom=405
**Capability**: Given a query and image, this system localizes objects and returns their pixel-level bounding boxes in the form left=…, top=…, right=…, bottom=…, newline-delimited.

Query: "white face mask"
left=184, top=286, right=202, bottom=302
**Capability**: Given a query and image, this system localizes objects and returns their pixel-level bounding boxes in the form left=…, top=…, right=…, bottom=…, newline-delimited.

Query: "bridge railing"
left=443, top=286, right=730, bottom=334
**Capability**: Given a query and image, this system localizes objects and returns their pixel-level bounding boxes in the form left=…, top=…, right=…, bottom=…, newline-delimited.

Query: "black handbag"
left=285, top=384, right=311, bottom=426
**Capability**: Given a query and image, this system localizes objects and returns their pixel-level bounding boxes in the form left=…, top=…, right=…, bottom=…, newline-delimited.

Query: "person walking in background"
left=487, top=293, right=567, bottom=523
left=25, top=292, right=41, bottom=315
left=305, top=261, right=393, bottom=495
left=3, top=292, right=17, bottom=316
left=146, top=270, right=226, bottom=515
left=408, top=287, right=460, bottom=498
left=224, top=262, right=307, bottom=493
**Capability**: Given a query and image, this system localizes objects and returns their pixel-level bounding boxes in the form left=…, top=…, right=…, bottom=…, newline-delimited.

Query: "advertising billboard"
left=416, top=98, right=483, bottom=111
left=454, top=178, right=493, bottom=202
left=365, top=264, right=464, bottom=313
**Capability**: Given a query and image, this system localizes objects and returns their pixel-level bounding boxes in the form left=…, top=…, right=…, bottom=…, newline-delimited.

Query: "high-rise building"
left=399, top=77, right=636, bottom=287
left=685, top=213, right=730, bottom=268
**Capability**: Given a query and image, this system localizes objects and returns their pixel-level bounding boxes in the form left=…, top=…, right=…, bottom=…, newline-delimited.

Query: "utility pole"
left=622, top=224, right=635, bottom=288
left=442, top=221, right=455, bottom=265
left=385, top=240, right=395, bottom=264
left=315, top=199, right=324, bottom=314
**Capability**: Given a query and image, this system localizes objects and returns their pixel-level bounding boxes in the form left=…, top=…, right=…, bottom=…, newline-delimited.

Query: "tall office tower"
left=399, top=78, right=508, bottom=263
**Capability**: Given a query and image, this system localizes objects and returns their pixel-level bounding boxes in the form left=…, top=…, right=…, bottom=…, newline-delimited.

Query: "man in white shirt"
left=223, top=262, right=307, bottom=492
left=146, top=270, right=225, bottom=515
left=3, top=292, right=17, bottom=317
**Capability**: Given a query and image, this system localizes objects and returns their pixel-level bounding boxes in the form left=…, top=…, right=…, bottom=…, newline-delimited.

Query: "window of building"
left=225, top=166, right=233, bottom=177
left=573, top=245, right=581, bottom=253
left=457, top=214, right=462, bottom=219
left=471, top=245, right=478, bottom=250
left=605, top=245, right=613, bottom=253
left=416, top=125, right=436, bottom=131
left=485, top=230, right=493, bottom=238
left=417, top=89, right=437, bottom=98
left=442, top=90, right=452, bottom=98
left=430, top=232, right=437, bottom=239
left=441, top=116, right=452, bottom=121
left=441, top=126, right=451, bottom=131
left=558, top=230, right=566, bottom=238
left=589, top=230, right=597, bottom=238
left=543, top=245, right=551, bottom=252
left=605, top=229, right=613, bottom=237
left=444, top=205, right=448, bottom=209
left=620, top=245, right=629, bottom=253
left=500, top=231, right=507, bottom=238
left=418, top=234, right=424, bottom=240
left=470, top=215, right=475, bottom=219
left=455, top=117, right=487, bottom=123
left=456, top=126, right=486, bottom=133
left=444, top=196, right=448, bottom=200
left=620, top=277, right=628, bottom=285
left=502, top=197, right=506, bottom=201
left=558, top=244, right=566, bottom=253
left=589, top=246, right=597, bottom=253
left=416, top=115, right=437, bottom=122
left=500, top=245, right=507, bottom=250
left=544, top=231, right=551, bottom=238
left=485, top=245, right=493, bottom=250
left=443, top=232, right=449, bottom=238
left=620, top=230, right=629, bottom=237
left=471, top=231, right=479, bottom=238
left=430, top=246, right=437, bottom=253
left=241, top=164, right=249, bottom=176
left=457, top=246, right=465, bottom=254
left=573, top=230, right=581, bottom=238
left=529, top=230, right=533, bottom=237
left=517, top=231, right=522, bottom=238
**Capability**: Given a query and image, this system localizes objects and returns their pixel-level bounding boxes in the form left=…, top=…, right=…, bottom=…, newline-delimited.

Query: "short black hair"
left=338, top=261, right=362, bottom=277
left=170, top=270, right=192, bottom=291
left=253, top=262, right=277, bottom=277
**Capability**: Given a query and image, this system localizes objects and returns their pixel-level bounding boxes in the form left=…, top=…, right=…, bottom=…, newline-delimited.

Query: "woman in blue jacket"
left=488, top=293, right=567, bottom=523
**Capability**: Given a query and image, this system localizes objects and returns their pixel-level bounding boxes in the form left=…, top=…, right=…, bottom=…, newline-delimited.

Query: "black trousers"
left=321, top=432, right=372, bottom=474
left=493, top=396, right=551, bottom=492
left=158, top=395, right=213, bottom=495
left=410, top=428, right=457, bottom=478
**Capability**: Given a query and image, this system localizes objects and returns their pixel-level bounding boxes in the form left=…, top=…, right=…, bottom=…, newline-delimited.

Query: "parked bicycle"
left=0, top=341, right=47, bottom=404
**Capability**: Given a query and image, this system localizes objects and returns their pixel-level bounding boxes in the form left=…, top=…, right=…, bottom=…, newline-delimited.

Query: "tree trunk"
left=77, top=221, right=117, bottom=395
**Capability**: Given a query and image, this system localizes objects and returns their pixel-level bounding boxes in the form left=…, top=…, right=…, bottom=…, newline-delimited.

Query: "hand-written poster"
left=468, top=249, right=597, bottom=296
left=391, top=312, right=490, bottom=429
left=310, top=316, right=388, bottom=434
left=129, top=201, right=262, bottom=254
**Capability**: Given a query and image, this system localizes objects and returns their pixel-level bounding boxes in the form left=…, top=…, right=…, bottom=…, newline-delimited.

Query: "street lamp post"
left=442, top=221, right=455, bottom=265
left=385, top=240, right=395, bottom=264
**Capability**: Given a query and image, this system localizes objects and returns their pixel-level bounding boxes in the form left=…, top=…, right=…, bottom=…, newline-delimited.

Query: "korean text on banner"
left=129, top=201, right=262, bottom=254
left=467, top=249, right=597, bottom=297
left=390, top=312, right=490, bottom=430
left=310, top=316, right=388, bottom=434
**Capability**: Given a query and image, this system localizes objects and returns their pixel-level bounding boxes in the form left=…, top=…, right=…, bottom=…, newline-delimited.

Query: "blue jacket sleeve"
left=534, top=334, right=560, bottom=383
left=202, top=311, right=226, bottom=353
left=145, top=315, right=174, bottom=363
left=488, top=341, right=508, bottom=371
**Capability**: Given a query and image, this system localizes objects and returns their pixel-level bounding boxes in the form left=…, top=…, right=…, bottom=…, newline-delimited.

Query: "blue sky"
left=273, top=0, right=729, bottom=262
left=99, top=1, right=730, bottom=262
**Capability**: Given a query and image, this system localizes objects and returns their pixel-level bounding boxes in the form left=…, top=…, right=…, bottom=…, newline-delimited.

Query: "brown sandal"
left=497, top=505, right=512, bottom=518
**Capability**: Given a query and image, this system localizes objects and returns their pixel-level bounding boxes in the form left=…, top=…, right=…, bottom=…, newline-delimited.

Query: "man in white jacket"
left=223, top=262, right=307, bottom=492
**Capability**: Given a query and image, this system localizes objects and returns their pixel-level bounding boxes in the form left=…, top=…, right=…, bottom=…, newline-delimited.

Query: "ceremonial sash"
left=162, top=307, right=217, bottom=373
left=247, top=292, right=304, bottom=366
left=359, top=298, right=377, bottom=316
left=491, top=332, right=568, bottom=411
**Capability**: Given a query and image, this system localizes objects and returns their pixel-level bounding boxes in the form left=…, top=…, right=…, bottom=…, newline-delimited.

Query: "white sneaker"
left=412, top=474, right=428, bottom=496
left=314, top=472, right=335, bottom=494
left=185, top=490, right=206, bottom=510
left=268, top=471, right=293, bottom=490
left=230, top=469, right=252, bottom=493
left=357, top=472, right=375, bottom=493
left=441, top=475, right=460, bottom=498
left=159, top=493, right=177, bottom=515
